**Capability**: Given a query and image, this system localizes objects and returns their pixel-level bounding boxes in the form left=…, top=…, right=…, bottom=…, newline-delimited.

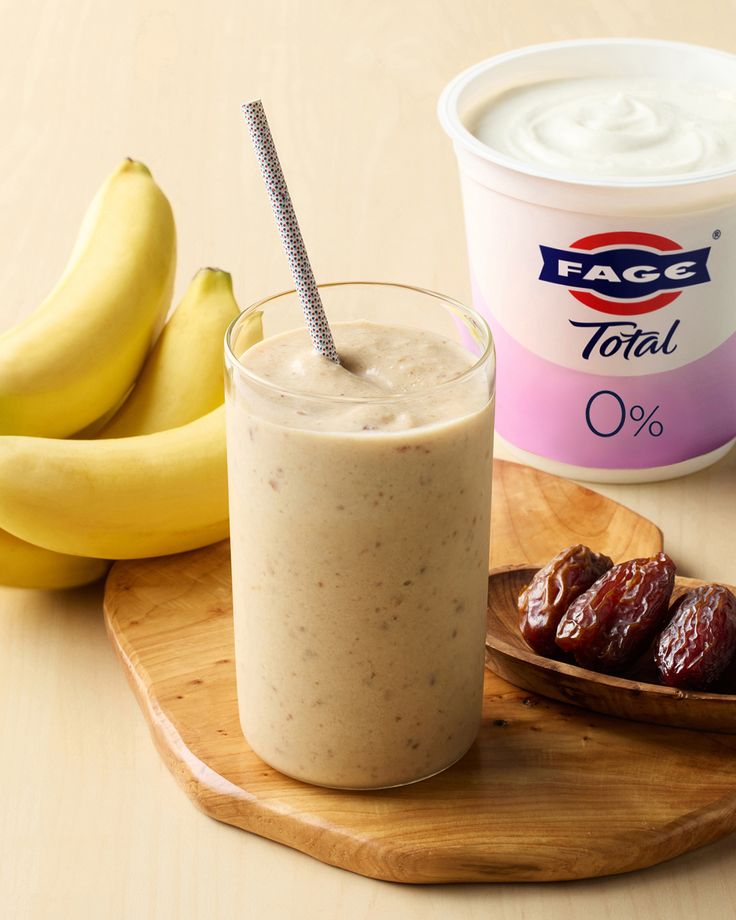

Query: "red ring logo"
left=567, top=231, right=683, bottom=317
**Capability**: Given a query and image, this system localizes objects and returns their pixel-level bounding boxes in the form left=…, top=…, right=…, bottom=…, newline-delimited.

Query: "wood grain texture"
left=3, top=1, right=736, bottom=917
left=489, top=463, right=662, bottom=567
left=99, top=460, right=710, bottom=884
left=487, top=566, right=736, bottom=732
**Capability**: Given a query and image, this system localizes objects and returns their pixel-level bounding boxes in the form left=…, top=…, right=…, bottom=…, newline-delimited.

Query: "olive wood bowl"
left=486, top=565, right=736, bottom=733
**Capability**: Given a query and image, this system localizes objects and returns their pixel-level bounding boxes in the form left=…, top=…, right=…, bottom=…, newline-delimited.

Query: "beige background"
left=2, top=0, right=736, bottom=917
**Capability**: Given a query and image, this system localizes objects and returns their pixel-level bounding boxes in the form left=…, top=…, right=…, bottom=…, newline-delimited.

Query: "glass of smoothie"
left=224, top=281, right=495, bottom=789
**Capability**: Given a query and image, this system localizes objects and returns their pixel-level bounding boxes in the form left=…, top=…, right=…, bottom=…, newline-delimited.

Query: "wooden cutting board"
left=104, top=460, right=736, bottom=883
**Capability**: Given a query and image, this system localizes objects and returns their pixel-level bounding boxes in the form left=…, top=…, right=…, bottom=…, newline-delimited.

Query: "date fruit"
left=518, top=544, right=613, bottom=657
left=556, top=552, right=676, bottom=672
left=655, top=584, right=736, bottom=690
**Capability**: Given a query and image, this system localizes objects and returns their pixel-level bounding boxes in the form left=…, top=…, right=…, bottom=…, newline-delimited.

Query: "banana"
left=0, top=407, right=228, bottom=559
left=71, top=397, right=130, bottom=438
left=99, top=267, right=244, bottom=437
left=0, top=271, right=251, bottom=589
left=0, top=159, right=176, bottom=437
left=0, top=530, right=109, bottom=590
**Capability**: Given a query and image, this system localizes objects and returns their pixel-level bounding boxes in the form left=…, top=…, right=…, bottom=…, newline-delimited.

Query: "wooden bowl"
left=486, top=565, right=736, bottom=733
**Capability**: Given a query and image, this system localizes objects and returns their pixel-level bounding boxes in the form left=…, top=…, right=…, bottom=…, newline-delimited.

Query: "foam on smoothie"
left=239, top=320, right=489, bottom=433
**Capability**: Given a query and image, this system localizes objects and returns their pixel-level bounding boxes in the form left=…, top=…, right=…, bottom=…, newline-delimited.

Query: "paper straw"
left=242, top=100, right=340, bottom=364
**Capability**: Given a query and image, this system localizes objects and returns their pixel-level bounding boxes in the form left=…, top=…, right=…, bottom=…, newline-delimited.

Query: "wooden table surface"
left=2, top=1, right=735, bottom=917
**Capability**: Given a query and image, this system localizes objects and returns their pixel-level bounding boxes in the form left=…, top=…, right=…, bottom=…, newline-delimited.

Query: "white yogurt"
left=470, top=76, right=736, bottom=179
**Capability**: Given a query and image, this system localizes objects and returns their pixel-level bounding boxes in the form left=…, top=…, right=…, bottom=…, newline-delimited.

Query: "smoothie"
left=226, top=319, right=494, bottom=788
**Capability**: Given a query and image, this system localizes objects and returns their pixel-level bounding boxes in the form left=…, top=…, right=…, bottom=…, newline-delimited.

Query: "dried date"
left=556, top=552, right=676, bottom=672
left=518, top=544, right=613, bottom=657
left=655, top=584, right=736, bottom=690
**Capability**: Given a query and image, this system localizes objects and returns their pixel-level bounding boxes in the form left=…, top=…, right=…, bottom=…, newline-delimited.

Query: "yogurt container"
left=439, top=39, right=736, bottom=482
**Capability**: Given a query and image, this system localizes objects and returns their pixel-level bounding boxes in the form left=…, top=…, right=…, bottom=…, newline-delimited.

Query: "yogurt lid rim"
left=437, top=37, right=736, bottom=189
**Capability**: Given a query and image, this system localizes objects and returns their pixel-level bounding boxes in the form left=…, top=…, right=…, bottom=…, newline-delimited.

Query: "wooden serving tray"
left=104, top=460, right=736, bottom=883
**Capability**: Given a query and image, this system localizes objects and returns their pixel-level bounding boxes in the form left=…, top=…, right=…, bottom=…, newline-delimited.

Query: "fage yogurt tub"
left=439, top=39, right=736, bottom=482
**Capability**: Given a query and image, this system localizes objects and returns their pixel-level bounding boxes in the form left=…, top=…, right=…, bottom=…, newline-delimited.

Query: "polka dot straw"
left=242, top=100, right=341, bottom=364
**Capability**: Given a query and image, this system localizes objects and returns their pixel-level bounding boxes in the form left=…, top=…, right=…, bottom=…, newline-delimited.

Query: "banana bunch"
left=0, top=160, right=259, bottom=589
left=0, top=159, right=176, bottom=438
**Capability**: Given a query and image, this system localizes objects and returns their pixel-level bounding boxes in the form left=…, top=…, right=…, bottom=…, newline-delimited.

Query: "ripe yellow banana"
left=0, top=268, right=263, bottom=585
left=0, top=272, right=255, bottom=589
left=0, top=406, right=228, bottom=559
left=0, top=159, right=176, bottom=437
left=0, top=530, right=109, bottom=590
left=99, top=267, right=244, bottom=437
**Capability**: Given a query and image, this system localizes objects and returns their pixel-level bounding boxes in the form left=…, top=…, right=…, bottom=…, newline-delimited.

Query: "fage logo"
left=539, top=231, right=711, bottom=316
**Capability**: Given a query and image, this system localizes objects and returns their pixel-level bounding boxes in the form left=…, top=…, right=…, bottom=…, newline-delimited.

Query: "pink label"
left=472, top=278, right=736, bottom=469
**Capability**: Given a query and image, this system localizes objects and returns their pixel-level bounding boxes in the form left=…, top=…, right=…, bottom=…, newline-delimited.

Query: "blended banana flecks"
left=239, top=321, right=488, bottom=432
left=470, top=76, right=736, bottom=178
left=227, top=321, right=494, bottom=788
